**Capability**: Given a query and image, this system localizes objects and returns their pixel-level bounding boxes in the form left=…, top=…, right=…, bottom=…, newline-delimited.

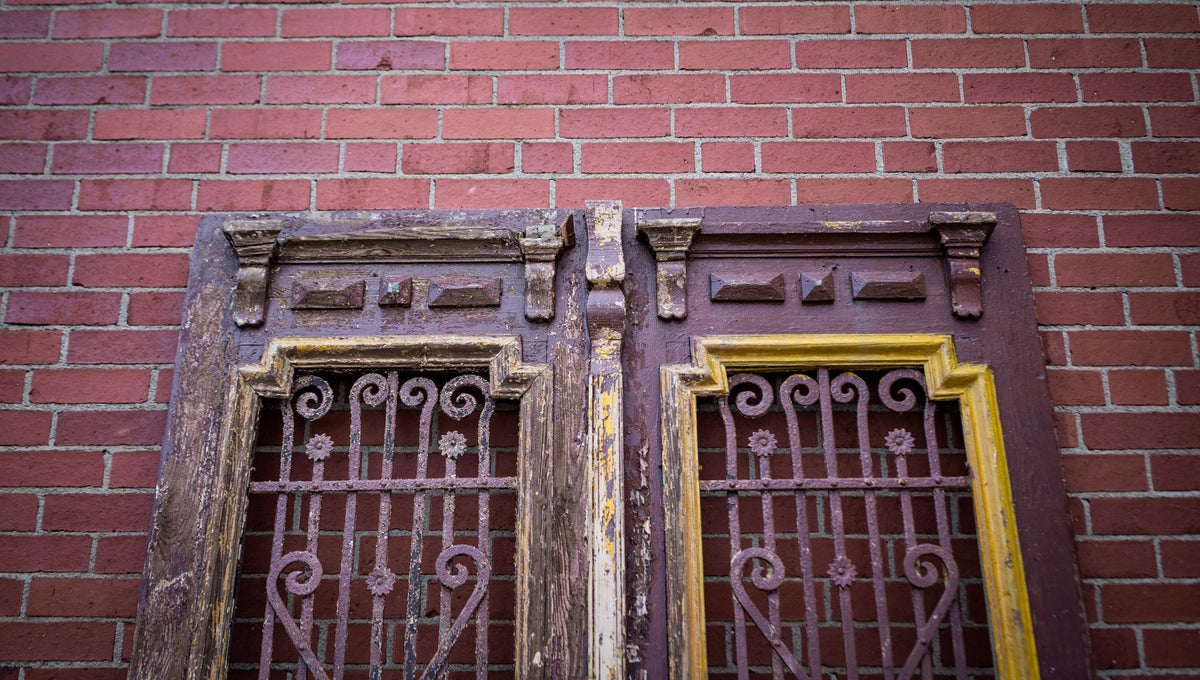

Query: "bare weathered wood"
left=290, top=278, right=365, bottom=310
left=929, top=211, right=997, bottom=319
left=850, top=270, right=926, bottom=300
left=427, top=276, right=502, bottom=307
left=709, top=272, right=787, bottom=302
left=799, top=270, right=836, bottom=302
left=377, top=275, right=413, bottom=307
left=222, top=219, right=283, bottom=327
left=519, top=215, right=573, bottom=322
left=637, top=217, right=702, bottom=320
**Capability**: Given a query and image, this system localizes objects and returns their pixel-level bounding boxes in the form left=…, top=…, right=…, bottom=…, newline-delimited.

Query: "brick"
left=1041, top=332, right=1064, bottom=366
left=13, top=216, right=126, bottom=248
left=1034, top=291, right=1124, bottom=325
left=971, top=4, right=1083, bottom=33
left=910, top=106, right=1026, bottom=138
left=795, top=178, right=912, bottom=203
left=450, top=41, right=558, bottom=70
left=1046, top=369, right=1106, bottom=406
left=227, top=142, right=339, bottom=174
left=702, top=142, right=754, bottom=173
left=0, top=254, right=69, bottom=286
left=315, top=179, right=429, bottom=210
left=554, top=179, right=669, bottom=209
left=509, top=7, right=617, bottom=36
left=443, top=108, right=554, bottom=140
left=1055, top=253, right=1175, bottom=287
left=280, top=7, right=389, bottom=37
left=0, top=143, right=46, bottom=173
left=1021, top=213, right=1099, bottom=248
left=34, top=76, right=145, bottom=105
left=109, top=450, right=160, bottom=488
left=168, top=142, right=221, bottom=173
left=676, top=179, right=791, bottom=207
left=1071, top=331, right=1193, bottom=367
left=613, top=74, right=724, bottom=105
left=1031, top=106, right=1145, bottom=138
left=221, top=41, right=331, bottom=71
left=196, top=179, right=310, bottom=211
left=676, top=107, right=788, bottom=138
left=0, top=42, right=102, bottom=72
left=210, top=108, right=321, bottom=139
left=0, top=411, right=51, bottom=445
left=1028, top=38, right=1141, bottom=69
left=625, top=7, right=733, bottom=36
left=912, top=38, right=1024, bottom=68
left=73, top=253, right=190, bottom=288
left=0, top=110, right=87, bottom=140
left=0, top=370, right=25, bottom=402
left=55, top=411, right=167, bottom=448
left=381, top=74, right=491, bottom=105
left=679, top=40, right=790, bottom=70
left=265, top=75, right=376, bottom=104
left=1082, top=73, right=1194, bottom=103
left=762, top=141, right=874, bottom=173
left=51, top=143, right=163, bottom=175
left=30, top=369, right=151, bottom=405
left=434, top=179, right=548, bottom=209
left=327, top=109, right=438, bottom=140
left=43, top=491, right=155, bottom=530
left=1144, top=629, right=1200, bottom=667
left=393, top=8, right=502, bottom=36
left=582, top=142, right=693, bottom=173
left=1074, top=539, right=1156, bottom=577
left=1042, top=177, right=1159, bottom=210
left=564, top=41, right=672, bottom=70
left=67, top=329, right=178, bottom=365
left=109, top=41, right=217, bottom=72
left=856, top=4, right=965, bottom=33
left=0, top=10, right=50, bottom=38
left=151, top=74, right=261, bottom=105
left=794, top=39, right=906, bottom=69
left=560, top=108, right=669, bottom=138
left=78, top=179, right=191, bottom=211
left=94, top=109, right=206, bottom=140
left=1066, top=140, right=1121, bottom=172
left=1130, top=292, right=1200, bottom=326
left=133, top=215, right=196, bottom=249
left=1090, top=628, right=1140, bottom=670
left=6, top=292, right=120, bottom=326
left=1145, top=38, right=1200, bottom=69
left=337, top=41, right=445, bottom=71
left=54, top=8, right=160, bottom=37
left=847, top=73, right=959, bottom=103
left=96, top=536, right=150, bottom=574
left=0, top=493, right=38, bottom=530
left=0, top=578, right=20, bottom=615
left=498, top=75, right=607, bottom=105
left=1161, top=539, right=1200, bottom=576
left=344, top=142, right=396, bottom=173
left=402, top=143, right=513, bottom=174
left=1185, top=254, right=1200, bottom=286
left=882, top=141, right=936, bottom=172
left=739, top=5, right=850, bottom=34
left=128, top=292, right=186, bottom=326
left=521, top=142, right=572, bottom=173
left=0, top=534, right=91, bottom=572
left=1133, top=141, right=1200, bottom=174
left=1109, top=214, right=1200, bottom=247
left=1109, top=369, right=1169, bottom=406
left=1092, top=495, right=1200, bottom=534
left=28, top=577, right=141, bottom=617
left=1150, top=106, right=1200, bottom=137
left=0, top=623, right=114, bottom=661
left=1102, top=582, right=1200, bottom=623
left=168, top=8, right=276, bottom=37
left=1089, top=3, right=1200, bottom=33
left=917, top=179, right=1035, bottom=209
left=730, top=74, right=842, bottom=104
left=943, top=141, right=1058, bottom=173
left=794, top=106, right=905, bottom=138
left=964, top=73, right=1076, bottom=103
left=1163, top=178, right=1200, bottom=210
left=0, top=76, right=31, bottom=105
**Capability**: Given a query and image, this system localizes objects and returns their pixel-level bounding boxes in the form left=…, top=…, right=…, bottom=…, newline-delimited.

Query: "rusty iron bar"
left=251, top=371, right=510, bottom=679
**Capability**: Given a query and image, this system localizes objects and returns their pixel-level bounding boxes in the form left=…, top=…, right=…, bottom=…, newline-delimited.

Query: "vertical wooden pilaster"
left=584, top=200, right=627, bottom=680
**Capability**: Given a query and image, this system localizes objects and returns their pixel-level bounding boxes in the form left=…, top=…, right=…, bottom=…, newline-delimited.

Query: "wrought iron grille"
left=699, top=368, right=994, bottom=680
left=232, top=371, right=518, bottom=680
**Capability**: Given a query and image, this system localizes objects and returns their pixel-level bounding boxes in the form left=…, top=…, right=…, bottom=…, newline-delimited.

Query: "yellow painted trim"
left=662, top=334, right=1039, bottom=680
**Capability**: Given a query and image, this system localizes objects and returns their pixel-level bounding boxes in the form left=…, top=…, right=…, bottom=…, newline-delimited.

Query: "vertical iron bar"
left=756, top=432, right=783, bottom=680
left=402, top=379, right=437, bottom=680
left=719, top=398, right=748, bottom=680
left=475, top=393, right=493, bottom=680
left=259, top=395, right=295, bottom=680
left=781, top=375, right=821, bottom=680
left=334, top=377, right=375, bottom=680
left=368, top=372, right=399, bottom=679
left=439, top=422, right=457, bottom=666
left=298, top=430, right=327, bottom=680
left=818, top=369, right=859, bottom=680
left=923, top=400, right=967, bottom=679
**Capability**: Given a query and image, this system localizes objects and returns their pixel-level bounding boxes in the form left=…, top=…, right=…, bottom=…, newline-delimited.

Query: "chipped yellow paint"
left=661, top=334, right=1039, bottom=680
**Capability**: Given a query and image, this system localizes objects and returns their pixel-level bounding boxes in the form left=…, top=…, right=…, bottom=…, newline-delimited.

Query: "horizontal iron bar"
left=249, top=477, right=518, bottom=494
left=699, top=476, right=971, bottom=492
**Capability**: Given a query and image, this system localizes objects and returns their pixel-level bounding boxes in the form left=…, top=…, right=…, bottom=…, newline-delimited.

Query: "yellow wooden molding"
left=661, top=333, right=1038, bottom=680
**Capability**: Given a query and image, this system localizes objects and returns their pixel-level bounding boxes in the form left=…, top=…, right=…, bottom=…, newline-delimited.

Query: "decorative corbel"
left=929, top=211, right=996, bottom=320
left=222, top=219, right=284, bottom=328
left=518, top=215, right=573, bottom=322
left=637, top=217, right=702, bottom=320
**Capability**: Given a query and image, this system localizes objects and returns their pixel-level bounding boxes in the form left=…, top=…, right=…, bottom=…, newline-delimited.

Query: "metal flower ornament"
left=305, top=433, right=334, bottom=461
left=747, top=428, right=778, bottom=459
left=439, top=431, right=468, bottom=459
left=885, top=427, right=916, bottom=456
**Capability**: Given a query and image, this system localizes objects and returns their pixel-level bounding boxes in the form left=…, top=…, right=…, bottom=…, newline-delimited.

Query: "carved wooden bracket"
left=637, top=217, right=702, bottom=320
left=929, top=212, right=997, bottom=320
left=519, top=215, right=573, bottom=322
left=222, top=218, right=284, bottom=327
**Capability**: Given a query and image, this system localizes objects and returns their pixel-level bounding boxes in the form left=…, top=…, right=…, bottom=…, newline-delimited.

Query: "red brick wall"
left=1, top=2, right=1198, bottom=677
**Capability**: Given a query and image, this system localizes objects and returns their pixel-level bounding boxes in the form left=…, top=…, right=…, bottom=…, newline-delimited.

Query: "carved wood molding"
left=519, top=215, right=574, bottom=322
left=929, top=211, right=997, bottom=320
left=637, top=217, right=702, bottom=320
left=222, top=218, right=285, bottom=328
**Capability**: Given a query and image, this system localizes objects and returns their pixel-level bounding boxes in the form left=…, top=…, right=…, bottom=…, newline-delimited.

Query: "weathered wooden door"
left=129, top=201, right=1091, bottom=680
